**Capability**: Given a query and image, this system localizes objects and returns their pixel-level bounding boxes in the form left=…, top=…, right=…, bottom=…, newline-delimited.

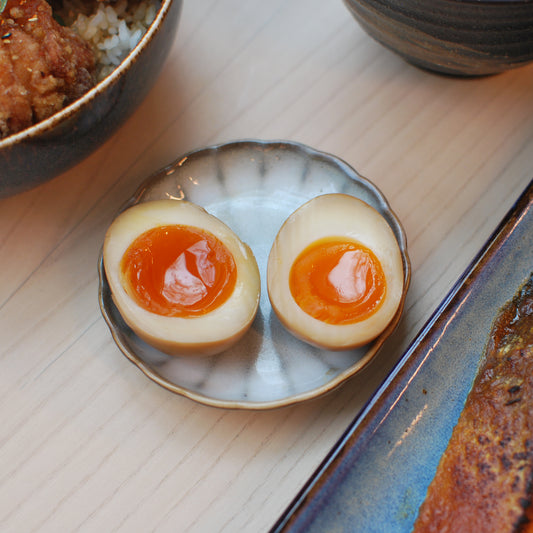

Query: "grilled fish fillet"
left=413, top=273, right=533, bottom=533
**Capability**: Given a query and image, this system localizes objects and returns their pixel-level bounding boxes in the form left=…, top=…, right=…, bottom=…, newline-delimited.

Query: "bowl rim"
left=449, top=0, right=533, bottom=3
left=0, top=0, right=175, bottom=150
left=345, top=0, right=533, bottom=5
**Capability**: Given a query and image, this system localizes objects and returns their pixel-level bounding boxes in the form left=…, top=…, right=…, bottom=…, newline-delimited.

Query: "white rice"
left=63, top=0, right=158, bottom=80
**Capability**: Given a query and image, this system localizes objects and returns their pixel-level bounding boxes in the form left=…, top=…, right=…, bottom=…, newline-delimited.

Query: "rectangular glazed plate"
left=272, top=178, right=533, bottom=533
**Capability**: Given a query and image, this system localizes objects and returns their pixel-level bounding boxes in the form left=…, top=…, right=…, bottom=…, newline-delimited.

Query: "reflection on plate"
left=272, top=179, right=533, bottom=529
left=98, top=139, right=410, bottom=410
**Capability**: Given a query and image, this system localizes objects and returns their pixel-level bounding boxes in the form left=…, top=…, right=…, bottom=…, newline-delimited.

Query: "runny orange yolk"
left=289, top=237, right=386, bottom=325
left=120, top=225, right=237, bottom=317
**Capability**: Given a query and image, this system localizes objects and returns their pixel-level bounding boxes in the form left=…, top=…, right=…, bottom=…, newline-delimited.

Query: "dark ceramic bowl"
left=0, top=0, right=183, bottom=198
left=343, top=0, right=533, bottom=76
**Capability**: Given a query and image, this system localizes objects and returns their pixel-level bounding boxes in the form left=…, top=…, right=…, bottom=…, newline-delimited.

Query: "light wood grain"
left=1, top=0, right=533, bottom=531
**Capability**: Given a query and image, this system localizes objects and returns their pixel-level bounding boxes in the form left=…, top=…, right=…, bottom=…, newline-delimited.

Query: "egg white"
left=267, top=193, right=404, bottom=351
left=103, top=199, right=261, bottom=356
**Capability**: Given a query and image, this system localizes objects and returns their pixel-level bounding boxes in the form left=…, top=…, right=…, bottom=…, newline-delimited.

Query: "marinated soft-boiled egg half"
left=267, top=194, right=404, bottom=351
left=103, top=199, right=261, bottom=356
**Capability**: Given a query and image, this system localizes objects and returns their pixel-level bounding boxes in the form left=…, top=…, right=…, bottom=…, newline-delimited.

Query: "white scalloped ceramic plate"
left=98, top=140, right=410, bottom=409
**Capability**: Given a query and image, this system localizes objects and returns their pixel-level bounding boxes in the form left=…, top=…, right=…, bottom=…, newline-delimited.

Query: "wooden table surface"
left=1, top=0, right=533, bottom=531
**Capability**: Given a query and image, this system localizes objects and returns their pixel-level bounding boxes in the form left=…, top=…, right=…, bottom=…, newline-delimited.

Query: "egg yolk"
left=289, top=237, right=386, bottom=325
left=120, top=225, right=237, bottom=317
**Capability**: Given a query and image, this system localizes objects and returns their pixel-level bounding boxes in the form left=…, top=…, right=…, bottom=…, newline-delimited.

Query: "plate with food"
left=272, top=178, right=533, bottom=531
left=98, top=139, right=411, bottom=409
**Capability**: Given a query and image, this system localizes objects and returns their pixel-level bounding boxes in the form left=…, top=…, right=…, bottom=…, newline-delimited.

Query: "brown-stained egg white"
left=103, top=200, right=261, bottom=356
left=267, top=194, right=404, bottom=351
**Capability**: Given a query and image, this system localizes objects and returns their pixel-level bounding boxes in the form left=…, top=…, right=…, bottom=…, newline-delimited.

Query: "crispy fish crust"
left=413, top=274, right=533, bottom=533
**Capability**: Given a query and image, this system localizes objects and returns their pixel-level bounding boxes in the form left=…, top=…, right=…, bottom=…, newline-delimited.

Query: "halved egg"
left=267, top=193, right=404, bottom=351
left=103, top=199, right=261, bottom=356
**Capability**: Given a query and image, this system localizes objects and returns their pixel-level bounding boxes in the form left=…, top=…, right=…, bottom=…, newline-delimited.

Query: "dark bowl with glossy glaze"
left=343, top=0, right=533, bottom=76
left=0, top=0, right=183, bottom=198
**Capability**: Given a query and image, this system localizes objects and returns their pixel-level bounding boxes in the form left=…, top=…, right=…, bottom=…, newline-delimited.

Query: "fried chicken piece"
left=413, top=274, right=533, bottom=533
left=0, top=0, right=96, bottom=138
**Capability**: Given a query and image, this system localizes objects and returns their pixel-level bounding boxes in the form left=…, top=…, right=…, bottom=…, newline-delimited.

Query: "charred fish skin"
left=413, top=274, right=533, bottom=533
